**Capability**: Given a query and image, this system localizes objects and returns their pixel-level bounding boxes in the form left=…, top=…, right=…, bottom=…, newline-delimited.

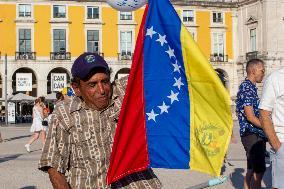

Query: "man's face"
left=254, top=63, right=265, bottom=83
left=73, top=72, right=112, bottom=110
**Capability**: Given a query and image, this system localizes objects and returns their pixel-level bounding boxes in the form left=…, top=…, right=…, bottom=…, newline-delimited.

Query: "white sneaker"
left=24, top=144, right=30, bottom=152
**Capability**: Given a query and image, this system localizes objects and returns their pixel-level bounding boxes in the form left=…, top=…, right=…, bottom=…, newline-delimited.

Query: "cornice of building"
left=1, top=0, right=262, bottom=8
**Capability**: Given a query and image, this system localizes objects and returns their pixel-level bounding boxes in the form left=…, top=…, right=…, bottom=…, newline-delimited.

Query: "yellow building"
left=0, top=0, right=235, bottom=99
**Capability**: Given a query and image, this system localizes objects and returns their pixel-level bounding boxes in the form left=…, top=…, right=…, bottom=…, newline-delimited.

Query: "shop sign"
left=51, top=73, right=67, bottom=92
left=16, top=73, right=32, bottom=91
left=8, top=102, right=15, bottom=123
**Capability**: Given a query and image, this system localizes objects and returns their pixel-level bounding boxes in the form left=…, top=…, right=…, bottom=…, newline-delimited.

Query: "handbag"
left=42, top=120, right=48, bottom=126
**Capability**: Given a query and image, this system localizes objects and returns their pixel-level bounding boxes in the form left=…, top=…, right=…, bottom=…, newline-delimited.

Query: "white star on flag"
left=173, top=77, right=184, bottom=90
left=146, top=26, right=157, bottom=38
left=172, top=60, right=181, bottom=73
left=158, top=101, right=170, bottom=114
left=156, top=34, right=167, bottom=46
left=167, top=90, right=179, bottom=104
left=166, top=46, right=175, bottom=58
left=146, top=109, right=159, bottom=122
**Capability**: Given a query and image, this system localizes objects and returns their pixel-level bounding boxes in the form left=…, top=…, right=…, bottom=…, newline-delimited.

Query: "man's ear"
left=71, top=83, right=81, bottom=96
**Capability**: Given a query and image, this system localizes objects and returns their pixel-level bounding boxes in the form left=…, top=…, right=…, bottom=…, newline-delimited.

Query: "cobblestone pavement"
left=0, top=122, right=272, bottom=189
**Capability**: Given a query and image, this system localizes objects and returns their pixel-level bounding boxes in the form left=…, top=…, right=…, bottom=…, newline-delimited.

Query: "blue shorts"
left=271, top=143, right=284, bottom=188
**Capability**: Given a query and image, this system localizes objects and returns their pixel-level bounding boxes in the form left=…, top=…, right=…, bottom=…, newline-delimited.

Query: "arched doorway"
left=114, top=68, right=130, bottom=80
left=47, top=67, right=71, bottom=94
left=215, top=68, right=229, bottom=89
left=12, top=67, right=37, bottom=97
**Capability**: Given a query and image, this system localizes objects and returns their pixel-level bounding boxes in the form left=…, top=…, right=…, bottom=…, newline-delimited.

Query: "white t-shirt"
left=259, top=67, right=284, bottom=142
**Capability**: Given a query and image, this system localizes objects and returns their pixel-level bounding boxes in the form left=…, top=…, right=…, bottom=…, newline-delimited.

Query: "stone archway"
left=47, top=67, right=71, bottom=94
left=114, top=68, right=131, bottom=80
left=12, top=67, right=37, bottom=97
left=215, top=68, right=229, bottom=89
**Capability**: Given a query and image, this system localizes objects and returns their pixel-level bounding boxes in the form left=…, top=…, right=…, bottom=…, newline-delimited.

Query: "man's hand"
left=47, top=167, right=70, bottom=189
left=260, top=109, right=281, bottom=151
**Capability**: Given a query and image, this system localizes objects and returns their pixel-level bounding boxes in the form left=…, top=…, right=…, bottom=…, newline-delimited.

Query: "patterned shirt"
left=38, top=77, right=161, bottom=189
left=236, top=78, right=266, bottom=138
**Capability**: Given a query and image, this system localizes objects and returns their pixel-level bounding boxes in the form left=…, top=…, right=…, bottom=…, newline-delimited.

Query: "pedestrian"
left=24, top=98, right=47, bottom=152
left=38, top=53, right=161, bottom=189
left=236, top=59, right=266, bottom=189
left=259, top=66, right=284, bottom=189
left=0, top=131, right=3, bottom=143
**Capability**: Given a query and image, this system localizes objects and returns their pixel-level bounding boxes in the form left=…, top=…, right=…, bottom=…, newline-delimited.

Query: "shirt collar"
left=245, top=78, right=257, bottom=90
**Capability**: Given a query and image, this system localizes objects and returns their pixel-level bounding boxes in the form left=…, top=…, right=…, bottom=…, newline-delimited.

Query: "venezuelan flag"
left=107, top=0, right=233, bottom=184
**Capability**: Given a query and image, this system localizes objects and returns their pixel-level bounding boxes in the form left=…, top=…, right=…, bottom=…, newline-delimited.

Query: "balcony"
left=50, top=52, right=71, bottom=60
left=210, top=54, right=228, bottom=62
left=15, top=52, right=36, bottom=60
left=118, top=52, right=133, bottom=61
left=246, top=51, right=259, bottom=60
left=85, top=52, right=104, bottom=58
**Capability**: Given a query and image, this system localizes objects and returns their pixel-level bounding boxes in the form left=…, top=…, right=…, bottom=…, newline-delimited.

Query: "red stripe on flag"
left=107, top=5, right=149, bottom=185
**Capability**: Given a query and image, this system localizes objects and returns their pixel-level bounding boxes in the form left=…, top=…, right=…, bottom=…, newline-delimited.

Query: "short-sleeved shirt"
left=38, top=77, right=161, bottom=189
left=259, top=67, right=284, bottom=142
left=236, top=79, right=266, bottom=138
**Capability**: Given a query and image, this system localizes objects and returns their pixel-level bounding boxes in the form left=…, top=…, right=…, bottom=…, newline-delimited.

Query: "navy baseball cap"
left=71, top=53, right=110, bottom=80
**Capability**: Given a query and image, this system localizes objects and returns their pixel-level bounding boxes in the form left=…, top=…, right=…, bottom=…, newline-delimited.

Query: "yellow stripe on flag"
left=181, top=25, right=233, bottom=176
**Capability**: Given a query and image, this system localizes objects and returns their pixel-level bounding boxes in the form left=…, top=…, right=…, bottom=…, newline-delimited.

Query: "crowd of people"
left=236, top=58, right=284, bottom=189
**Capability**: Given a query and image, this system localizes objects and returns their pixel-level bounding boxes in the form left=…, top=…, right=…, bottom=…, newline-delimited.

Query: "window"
left=213, top=12, right=223, bottom=23
left=212, top=33, right=224, bottom=57
left=120, top=31, right=132, bottom=56
left=120, top=12, right=132, bottom=20
left=182, top=10, right=194, bottom=22
left=19, top=29, right=31, bottom=52
left=87, top=6, right=99, bottom=19
left=19, top=4, right=31, bottom=18
left=250, top=28, right=256, bottom=52
left=53, top=5, right=66, bottom=18
left=53, top=29, right=66, bottom=52
left=87, top=30, right=99, bottom=53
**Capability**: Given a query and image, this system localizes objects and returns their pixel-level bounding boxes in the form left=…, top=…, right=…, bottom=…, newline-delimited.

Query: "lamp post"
left=5, top=54, right=8, bottom=125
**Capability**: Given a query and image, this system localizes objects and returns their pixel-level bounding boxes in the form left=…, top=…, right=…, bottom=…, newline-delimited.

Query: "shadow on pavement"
left=3, top=134, right=31, bottom=142
left=0, top=154, right=22, bottom=163
left=230, top=168, right=245, bottom=188
left=19, top=186, right=37, bottom=189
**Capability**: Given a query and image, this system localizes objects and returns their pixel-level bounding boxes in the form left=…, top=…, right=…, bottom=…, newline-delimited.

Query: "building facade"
left=0, top=0, right=236, bottom=99
left=2, top=0, right=282, bottom=102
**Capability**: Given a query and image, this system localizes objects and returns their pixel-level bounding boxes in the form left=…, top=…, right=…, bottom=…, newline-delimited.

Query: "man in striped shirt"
left=39, top=53, right=161, bottom=189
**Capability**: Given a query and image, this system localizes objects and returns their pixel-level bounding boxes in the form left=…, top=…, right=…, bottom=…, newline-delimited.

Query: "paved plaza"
left=0, top=122, right=272, bottom=189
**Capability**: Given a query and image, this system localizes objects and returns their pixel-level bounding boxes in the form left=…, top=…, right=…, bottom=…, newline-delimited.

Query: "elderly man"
left=39, top=53, right=161, bottom=189
left=236, top=59, right=266, bottom=189
left=259, top=66, right=284, bottom=189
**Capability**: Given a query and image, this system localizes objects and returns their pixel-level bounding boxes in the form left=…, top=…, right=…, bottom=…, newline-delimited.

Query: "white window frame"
left=16, top=27, right=34, bottom=52
left=211, top=32, right=226, bottom=58
left=85, top=28, right=102, bottom=53
left=119, top=11, right=133, bottom=21
left=212, top=11, right=224, bottom=24
left=51, top=25, right=69, bottom=53
left=182, top=10, right=195, bottom=23
left=17, top=4, right=33, bottom=19
left=52, top=5, right=68, bottom=20
left=118, top=29, right=135, bottom=57
left=249, top=28, right=257, bottom=52
left=86, top=6, right=100, bottom=20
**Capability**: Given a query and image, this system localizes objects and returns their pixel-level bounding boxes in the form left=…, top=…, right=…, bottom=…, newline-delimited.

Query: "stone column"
left=37, top=79, right=47, bottom=97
